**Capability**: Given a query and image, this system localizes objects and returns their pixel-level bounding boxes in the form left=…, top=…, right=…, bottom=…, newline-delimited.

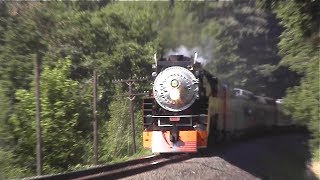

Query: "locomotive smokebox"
left=153, top=66, right=199, bottom=112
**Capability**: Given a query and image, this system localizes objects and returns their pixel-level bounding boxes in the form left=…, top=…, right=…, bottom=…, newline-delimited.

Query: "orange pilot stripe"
left=178, top=130, right=197, bottom=142
left=197, top=131, right=207, bottom=147
left=176, top=131, right=197, bottom=152
left=143, top=131, right=152, bottom=149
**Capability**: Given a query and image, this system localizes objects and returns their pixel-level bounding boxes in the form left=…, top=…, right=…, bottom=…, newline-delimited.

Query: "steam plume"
left=165, top=45, right=208, bottom=65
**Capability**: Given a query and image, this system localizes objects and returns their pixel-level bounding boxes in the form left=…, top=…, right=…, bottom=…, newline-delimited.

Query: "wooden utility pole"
left=127, top=81, right=136, bottom=154
left=34, top=52, right=42, bottom=175
left=169, top=0, right=174, bottom=8
left=93, top=70, right=98, bottom=165
left=113, top=77, right=148, bottom=154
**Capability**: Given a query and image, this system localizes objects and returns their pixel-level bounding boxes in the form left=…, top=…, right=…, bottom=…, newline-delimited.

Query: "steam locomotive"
left=142, top=54, right=293, bottom=153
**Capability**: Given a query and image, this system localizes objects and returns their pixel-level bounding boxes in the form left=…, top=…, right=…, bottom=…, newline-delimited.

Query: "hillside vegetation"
left=0, top=1, right=318, bottom=178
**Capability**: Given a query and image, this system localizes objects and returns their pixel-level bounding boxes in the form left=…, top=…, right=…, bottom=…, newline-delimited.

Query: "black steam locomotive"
left=142, top=54, right=292, bottom=153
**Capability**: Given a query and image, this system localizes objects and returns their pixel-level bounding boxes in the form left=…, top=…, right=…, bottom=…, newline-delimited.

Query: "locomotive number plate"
left=169, top=117, right=180, bottom=122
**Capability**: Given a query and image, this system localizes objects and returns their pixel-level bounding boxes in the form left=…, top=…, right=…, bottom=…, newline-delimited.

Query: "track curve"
left=27, top=154, right=191, bottom=180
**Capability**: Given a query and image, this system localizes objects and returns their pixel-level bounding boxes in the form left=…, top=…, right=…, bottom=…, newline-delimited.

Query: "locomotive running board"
left=152, top=114, right=208, bottom=118
left=152, top=114, right=208, bottom=127
left=157, top=119, right=192, bottom=127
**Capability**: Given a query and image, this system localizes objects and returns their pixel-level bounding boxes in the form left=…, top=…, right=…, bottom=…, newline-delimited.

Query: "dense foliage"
left=267, top=0, right=319, bottom=156
left=0, top=1, right=318, bottom=178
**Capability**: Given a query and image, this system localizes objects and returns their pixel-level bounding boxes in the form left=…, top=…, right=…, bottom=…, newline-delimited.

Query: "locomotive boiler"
left=142, top=54, right=292, bottom=153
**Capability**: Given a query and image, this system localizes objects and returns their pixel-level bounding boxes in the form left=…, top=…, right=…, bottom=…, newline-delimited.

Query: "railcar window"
left=266, top=99, right=276, bottom=105
left=233, top=89, right=241, bottom=96
left=256, top=96, right=266, bottom=104
left=249, top=94, right=256, bottom=101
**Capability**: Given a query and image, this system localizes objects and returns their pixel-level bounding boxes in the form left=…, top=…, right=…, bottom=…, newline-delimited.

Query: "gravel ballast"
left=122, top=133, right=317, bottom=180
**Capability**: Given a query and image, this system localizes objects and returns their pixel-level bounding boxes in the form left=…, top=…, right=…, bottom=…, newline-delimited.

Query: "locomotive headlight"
left=171, top=79, right=179, bottom=88
left=169, top=88, right=180, bottom=101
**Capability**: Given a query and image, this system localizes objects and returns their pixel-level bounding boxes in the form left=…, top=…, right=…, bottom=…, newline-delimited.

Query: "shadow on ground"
left=196, top=131, right=317, bottom=180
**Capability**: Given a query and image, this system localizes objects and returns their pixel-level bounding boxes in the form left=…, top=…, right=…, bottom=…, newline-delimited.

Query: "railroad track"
left=27, top=153, right=191, bottom=180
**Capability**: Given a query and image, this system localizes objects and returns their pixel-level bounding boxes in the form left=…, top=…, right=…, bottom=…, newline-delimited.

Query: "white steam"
left=165, top=45, right=208, bottom=65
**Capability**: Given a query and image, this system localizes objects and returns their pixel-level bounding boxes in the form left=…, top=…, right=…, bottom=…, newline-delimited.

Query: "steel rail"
left=25, top=154, right=190, bottom=180
left=77, top=153, right=190, bottom=180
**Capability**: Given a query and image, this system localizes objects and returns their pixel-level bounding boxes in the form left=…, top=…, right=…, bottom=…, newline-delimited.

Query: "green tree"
left=272, top=0, right=319, bottom=154
left=100, top=86, right=146, bottom=162
left=156, top=1, right=297, bottom=98
left=100, top=91, right=131, bottom=161
left=0, top=148, right=29, bottom=179
left=94, top=3, right=158, bottom=162
left=7, top=59, right=90, bottom=174
left=258, top=0, right=319, bottom=157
